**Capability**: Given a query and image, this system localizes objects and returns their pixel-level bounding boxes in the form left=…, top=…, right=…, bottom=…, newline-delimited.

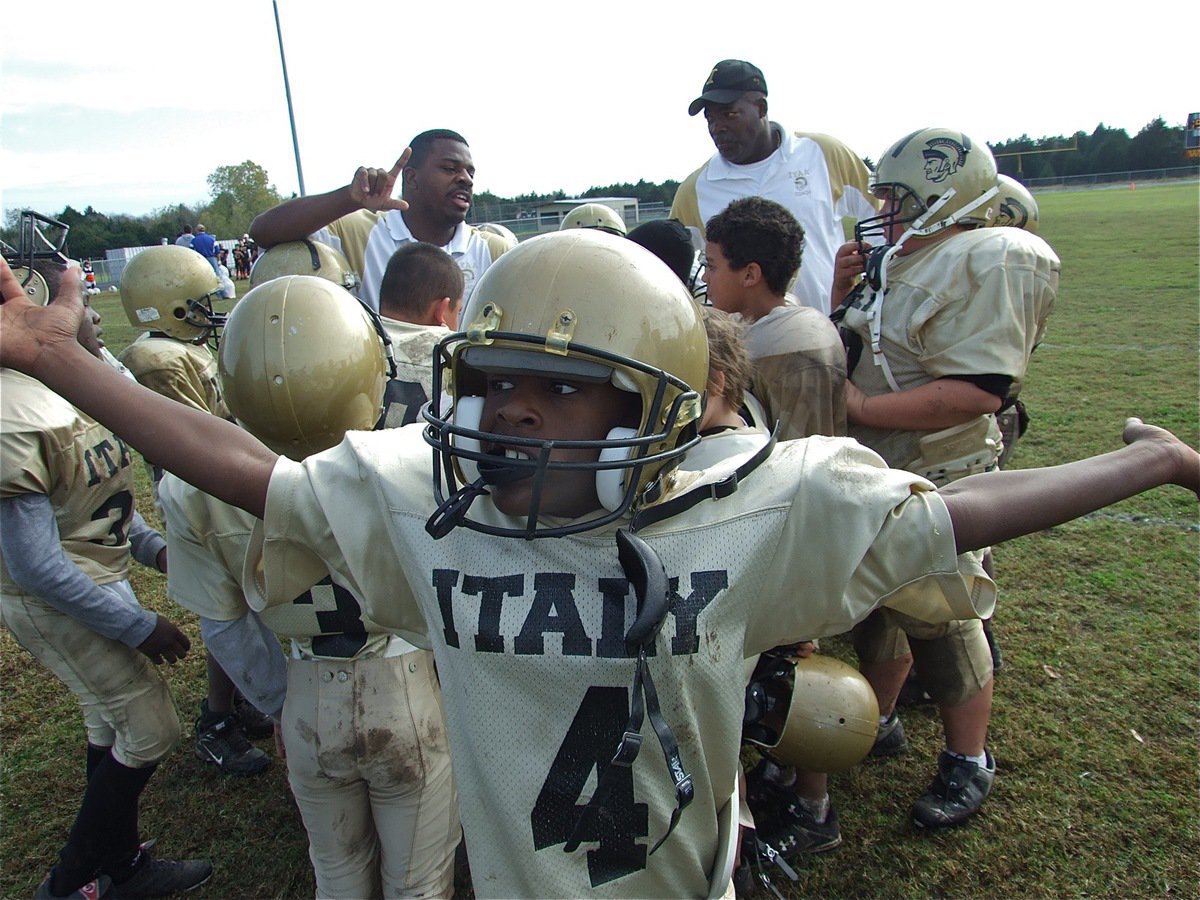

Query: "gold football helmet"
left=992, top=174, right=1040, bottom=234
left=119, top=245, right=225, bottom=342
left=219, top=275, right=388, bottom=460
left=248, top=239, right=362, bottom=293
left=474, top=223, right=518, bottom=260
left=744, top=653, right=880, bottom=773
left=856, top=127, right=999, bottom=245
left=423, top=229, right=706, bottom=538
left=558, top=203, right=628, bottom=236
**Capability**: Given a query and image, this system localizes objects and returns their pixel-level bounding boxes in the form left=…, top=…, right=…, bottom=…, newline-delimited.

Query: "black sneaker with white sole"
left=911, top=750, right=996, bottom=829
left=106, top=842, right=212, bottom=900
left=194, top=701, right=269, bottom=776
left=759, top=800, right=842, bottom=857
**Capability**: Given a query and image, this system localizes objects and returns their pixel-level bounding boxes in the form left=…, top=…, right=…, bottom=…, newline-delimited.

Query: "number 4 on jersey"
left=531, top=686, right=649, bottom=886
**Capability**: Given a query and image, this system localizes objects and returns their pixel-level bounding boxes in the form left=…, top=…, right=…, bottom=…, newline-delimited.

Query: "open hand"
left=1122, top=417, right=1200, bottom=498
left=0, top=257, right=85, bottom=374
left=349, top=147, right=412, bottom=212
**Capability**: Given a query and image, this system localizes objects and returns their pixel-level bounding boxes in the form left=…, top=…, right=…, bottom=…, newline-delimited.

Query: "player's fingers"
left=389, top=148, right=412, bottom=177
left=380, top=197, right=410, bottom=212
left=0, top=257, right=29, bottom=304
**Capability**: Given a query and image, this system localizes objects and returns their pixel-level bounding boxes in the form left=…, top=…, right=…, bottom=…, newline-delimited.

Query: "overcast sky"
left=4, top=0, right=1196, bottom=220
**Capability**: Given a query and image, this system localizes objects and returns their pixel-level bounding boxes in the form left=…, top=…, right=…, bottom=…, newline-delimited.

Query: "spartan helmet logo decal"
left=995, top=198, right=1029, bottom=229
left=922, top=136, right=971, bottom=184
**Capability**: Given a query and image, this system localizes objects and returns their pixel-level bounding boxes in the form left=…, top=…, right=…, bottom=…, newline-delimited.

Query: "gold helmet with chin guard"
left=423, top=229, right=706, bottom=539
left=744, top=653, right=880, bottom=773
left=248, top=239, right=362, bottom=293
left=856, top=127, right=999, bottom=245
left=219, top=275, right=388, bottom=460
left=119, top=245, right=225, bottom=343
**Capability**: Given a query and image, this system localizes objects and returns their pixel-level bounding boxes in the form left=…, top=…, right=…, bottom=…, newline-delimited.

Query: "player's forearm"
left=249, top=186, right=358, bottom=248
left=32, top=342, right=273, bottom=518
left=848, top=378, right=1001, bottom=430
left=941, top=437, right=1184, bottom=553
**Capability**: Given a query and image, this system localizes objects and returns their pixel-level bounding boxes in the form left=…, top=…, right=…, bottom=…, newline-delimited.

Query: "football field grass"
left=1, top=182, right=1197, bottom=898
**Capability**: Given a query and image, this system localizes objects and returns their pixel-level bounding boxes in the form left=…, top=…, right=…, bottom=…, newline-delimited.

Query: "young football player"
left=156, top=275, right=460, bottom=897
left=833, top=127, right=1059, bottom=829
left=375, top=242, right=465, bottom=428
left=2, top=236, right=1196, bottom=899
left=702, top=196, right=849, bottom=857
left=1, top=257, right=211, bottom=900
left=118, top=244, right=276, bottom=777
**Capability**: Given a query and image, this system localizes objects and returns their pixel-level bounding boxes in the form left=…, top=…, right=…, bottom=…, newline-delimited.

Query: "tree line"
left=3, top=118, right=1194, bottom=263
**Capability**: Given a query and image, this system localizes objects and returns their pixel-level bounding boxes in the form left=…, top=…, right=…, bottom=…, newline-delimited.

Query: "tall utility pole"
left=273, top=1, right=306, bottom=196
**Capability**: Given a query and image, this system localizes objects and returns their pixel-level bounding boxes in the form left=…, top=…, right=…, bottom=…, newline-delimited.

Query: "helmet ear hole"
left=452, top=396, right=485, bottom=483
left=597, top=427, right=638, bottom=512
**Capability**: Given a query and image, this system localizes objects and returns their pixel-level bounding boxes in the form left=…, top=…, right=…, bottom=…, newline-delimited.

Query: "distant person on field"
left=190, top=224, right=222, bottom=279
left=175, top=224, right=194, bottom=248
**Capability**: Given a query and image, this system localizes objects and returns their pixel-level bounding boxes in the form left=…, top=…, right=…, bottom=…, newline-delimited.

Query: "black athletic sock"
left=85, top=744, right=110, bottom=781
left=55, top=755, right=156, bottom=890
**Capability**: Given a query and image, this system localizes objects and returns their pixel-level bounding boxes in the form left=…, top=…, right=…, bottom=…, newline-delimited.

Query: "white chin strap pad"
left=454, top=397, right=636, bottom=511
left=452, top=396, right=485, bottom=483
left=597, top=427, right=637, bottom=512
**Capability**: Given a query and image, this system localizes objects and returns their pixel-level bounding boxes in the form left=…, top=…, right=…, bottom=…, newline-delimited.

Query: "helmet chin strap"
left=425, top=463, right=532, bottom=540
left=865, top=184, right=1000, bottom=392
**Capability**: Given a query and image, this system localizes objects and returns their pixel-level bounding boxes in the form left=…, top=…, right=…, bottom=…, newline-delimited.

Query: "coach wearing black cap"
left=670, top=58, right=877, bottom=314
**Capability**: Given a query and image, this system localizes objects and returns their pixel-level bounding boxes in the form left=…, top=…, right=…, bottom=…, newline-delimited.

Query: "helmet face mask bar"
left=423, top=327, right=702, bottom=540
left=420, top=231, right=708, bottom=541
left=1, top=210, right=72, bottom=306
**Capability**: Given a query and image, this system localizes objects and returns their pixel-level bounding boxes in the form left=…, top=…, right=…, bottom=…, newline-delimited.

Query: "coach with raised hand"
left=249, top=129, right=498, bottom=312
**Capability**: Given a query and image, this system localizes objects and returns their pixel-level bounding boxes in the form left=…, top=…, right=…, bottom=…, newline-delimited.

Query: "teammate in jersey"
left=1, top=257, right=211, bottom=900
left=158, top=274, right=459, bottom=897
left=834, top=127, right=1059, bottom=829
left=1, top=238, right=1196, bottom=899
left=376, top=242, right=465, bottom=428
left=118, top=244, right=275, bottom=777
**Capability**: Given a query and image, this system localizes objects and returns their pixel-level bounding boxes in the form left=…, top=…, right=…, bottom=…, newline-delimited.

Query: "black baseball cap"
left=688, top=60, right=768, bottom=116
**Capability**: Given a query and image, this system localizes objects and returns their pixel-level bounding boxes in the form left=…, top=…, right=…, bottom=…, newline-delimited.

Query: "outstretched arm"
left=0, top=258, right=276, bottom=518
left=942, top=418, right=1200, bottom=553
left=249, top=149, right=411, bottom=248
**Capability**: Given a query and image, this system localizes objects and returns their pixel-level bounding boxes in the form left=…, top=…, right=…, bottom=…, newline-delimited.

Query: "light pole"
left=273, top=0, right=306, bottom=196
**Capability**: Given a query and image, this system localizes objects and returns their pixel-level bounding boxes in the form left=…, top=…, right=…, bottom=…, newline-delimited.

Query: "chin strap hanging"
left=564, top=529, right=694, bottom=856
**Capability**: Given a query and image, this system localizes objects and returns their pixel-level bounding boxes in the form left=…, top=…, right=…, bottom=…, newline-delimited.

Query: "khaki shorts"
left=1, top=582, right=180, bottom=767
left=851, top=607, right=993, bottom=706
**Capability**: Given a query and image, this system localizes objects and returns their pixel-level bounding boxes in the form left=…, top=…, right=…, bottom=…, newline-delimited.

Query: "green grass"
left=2, top=184, right=1198, bottom=899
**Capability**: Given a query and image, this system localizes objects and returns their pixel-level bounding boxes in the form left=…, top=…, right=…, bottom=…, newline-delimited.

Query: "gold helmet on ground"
left=248, top=240, right=362, bottom=293
left=744, top=653, right=880, bottom=773
left=559, top=203, right=628, bottom=236
left=119, top=245, right=225, bottom=342
left=423, top=229, right=706, bottom=538
left=992, top=174, right=1040, bottom=234
left=218, top=275, right=387, bottom=460
left=856, top=127, right=999, bottom=244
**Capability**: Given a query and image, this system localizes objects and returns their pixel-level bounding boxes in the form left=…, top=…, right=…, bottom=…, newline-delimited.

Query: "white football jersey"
left=1, top=371, right=138, bottom=589
left=244, top=425, right=992, bottom=897
left=843, top=227, right=1059, bottom=469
